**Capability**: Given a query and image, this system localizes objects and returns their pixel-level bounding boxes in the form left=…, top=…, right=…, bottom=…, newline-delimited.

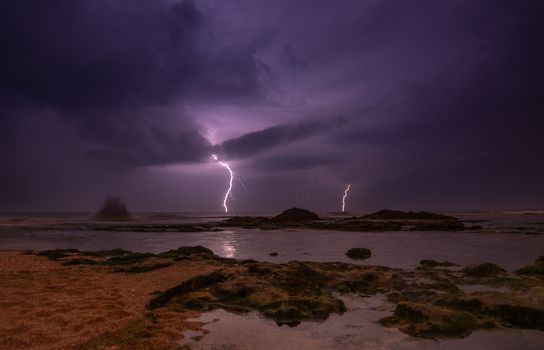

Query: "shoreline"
left=0, top=250, right=214, bottom=349
left=1, top=246, right=543, bottom=349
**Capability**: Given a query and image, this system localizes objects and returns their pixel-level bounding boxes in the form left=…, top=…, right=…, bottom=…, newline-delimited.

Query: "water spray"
left=342, top=184, right=351, bottom=212
left=212, top=154, right=234, bottom=213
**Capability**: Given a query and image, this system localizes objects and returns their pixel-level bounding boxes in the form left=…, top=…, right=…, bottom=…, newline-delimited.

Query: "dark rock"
left=410, top=221, right=467, bottom=231
left=310, top=220, right=403, bottom=232
left=94, top=197, right=132, bottom=221
left=433, top=295, right=483, bottom=311
left=462, top=263, right=507, bottom=277
left=81, top=248, right=131, bottom=257
left=515, top=264, right=544, bottom=277
left=419, top=260, right=458, bottom=269
left=37, top=249, right=79, bottom=260
left=363, top=209, right=457, bottom=221
left=106, top=253, right=155, bottom=265
left=346, top=248, right=372, bottom=260
left=273, top=306, right=303, bottom=327
left=158, top=246, right=216, bottom=260
left=222, top=216, right=269, bottom=227
left=114, top=262, right=173, bottom=273
left=387, top=290, right=439, bottom=304
left=489, top=304, right=544, bottom=329
left=515, top=256, right=544, bottom=277
left=146, top=270, right=228, bottom=309
left=61, top=258, right=100, bottom=266
left=380, top=302, right=478, bottom=338
left=272, top=207, right=320, bottom=223
left=269, top=252, right=278, bottom=257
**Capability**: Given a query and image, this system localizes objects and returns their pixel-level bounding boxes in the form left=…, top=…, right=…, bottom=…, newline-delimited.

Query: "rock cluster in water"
left=345, top=248, right=372, bottom=260
left=94, top=197, right=133, bottom=221
left=362, top=209, right=457, bottom=221
left=35, top=246, right=544, bottom=338
left=223, top=208, right=480, bottom=232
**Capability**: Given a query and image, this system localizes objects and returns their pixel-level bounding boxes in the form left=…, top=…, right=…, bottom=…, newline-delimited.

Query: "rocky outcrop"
left=345, top=248, right=372, bottom=260
left=94, top=197, right=132, bottom=221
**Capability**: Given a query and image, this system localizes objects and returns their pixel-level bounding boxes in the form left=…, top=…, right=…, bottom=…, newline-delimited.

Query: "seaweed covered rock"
left=380, top=302, right=479, bottom=338
left=220, top=208, right=470, bottom=232
left=410, top=221, right=467, bottom=231
left=419, top=260, right=458, bottom=269
left=146, top=261, right=394, bottom=327
left=38, top=249, right=80, bottom=260
left=488, top=304, right=544, bottom=330
left=462, top=263, right=507, bottom=277
left=363, top=209, right=457, bottom=221
left=32, top=246, right=544, bottom=338
left=36, top=246, right=219, bottom=274
left=272, top=208, right=320, bottom=223
left=158, top=246, right=217, bottom=260
left=221, top=210, right=322, bottom=229
left=515, top=256, right=544, bottom=277
left=310, top=220, right=404, bottom=232
left=346, top=248, right=372, bottom=260
left=94, top=197, right=132, bottom=221
left=222, top=216, right=270, bottom=227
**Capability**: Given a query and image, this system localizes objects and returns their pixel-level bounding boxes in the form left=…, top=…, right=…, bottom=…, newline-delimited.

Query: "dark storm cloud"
left=0, top=0, right=270, bottom=167
left=1, top=0, right=543, bottom=211
left=218, top=116, right=346, bottom=159
left=1, top=1, right=201, bottom=108
left=279, top=44, right=308, bottom=69
left=247, top=153, right=345, bottom=174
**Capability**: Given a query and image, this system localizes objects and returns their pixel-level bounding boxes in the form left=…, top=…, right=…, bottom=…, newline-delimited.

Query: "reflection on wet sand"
left=219, top=231, right=237, bottom=258
left=184, top=295, right=544, bottom=350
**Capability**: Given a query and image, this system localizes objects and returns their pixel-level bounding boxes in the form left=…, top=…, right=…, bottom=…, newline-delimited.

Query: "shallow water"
left=1, top=226, right=543, bottom=270
left=1, top=212, right=544, bottom=348
left=184, top=295, right=544, bottom=350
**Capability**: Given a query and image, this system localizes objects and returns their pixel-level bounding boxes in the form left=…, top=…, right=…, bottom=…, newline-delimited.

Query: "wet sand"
left=2, top=249, right=544, bottom=349
left=185, top=295, right=544, bottom=350
left=0, top=251, right=215, bottom=349
left=1, top=212, right=543, bottom=271
left=1, top=212, right=543, bottom=349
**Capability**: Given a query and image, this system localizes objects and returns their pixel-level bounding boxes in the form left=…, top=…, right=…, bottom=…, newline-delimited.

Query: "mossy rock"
left=146, top=262, right=356, bottom=327
left=62, top=258, right=100, bottom=266
left=380, top=302, right=479, bottom=338
left=387, top=290, right=439, bottom=304
left=106, top=253, right=155, bottom=265
left=272, top=306, right=304, bottom=326
left=346, top=248, right=372, bottom=260
left=222, top=216, right=269, bottom=227
left=515, top=256, right=544, bottom=277
left=486, top=304, right=544, bottom=329
left=81, top=249, right=131, bottom=257
left=433, top=295, right=483, bottom=311
left=147, top=270, right=228, bottom=309
left=37, top=249, right=79, bottom=260
left=419, top=260, right=458, bottom=269
left=515, top=264, right=544, bottom=277
left=158, top=246, right=216, bottom=260
left=114, top=262, right=173, bottom=273
left=38, top=246, right=216, bottom=275
left=462, top=263, right=507, bottom=277
left=410, top=221, right=467, bottom=231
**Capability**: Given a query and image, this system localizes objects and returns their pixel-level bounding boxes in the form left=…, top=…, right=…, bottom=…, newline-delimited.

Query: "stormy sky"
left=1, top=0, right=543, bottom=212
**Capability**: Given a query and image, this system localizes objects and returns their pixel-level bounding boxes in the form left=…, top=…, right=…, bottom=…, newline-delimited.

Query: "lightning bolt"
left=212, top=154, right=234, bottom=213
left=342, top=184, right=351, bottom=212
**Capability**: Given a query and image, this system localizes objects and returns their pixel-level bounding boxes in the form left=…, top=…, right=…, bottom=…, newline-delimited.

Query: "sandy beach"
left=0, top=251, right=216, bottom=349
